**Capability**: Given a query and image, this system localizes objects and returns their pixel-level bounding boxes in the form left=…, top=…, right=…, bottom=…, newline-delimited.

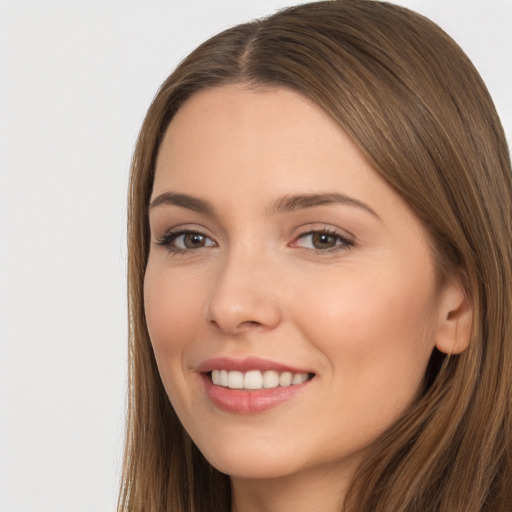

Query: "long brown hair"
left=119, top=1, right=512, bottom=510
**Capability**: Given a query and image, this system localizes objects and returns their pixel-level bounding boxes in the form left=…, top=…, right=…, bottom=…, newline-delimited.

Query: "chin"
left=189, top=424, right=307, bottom=480
left=206, top=451, right=304, bottom=480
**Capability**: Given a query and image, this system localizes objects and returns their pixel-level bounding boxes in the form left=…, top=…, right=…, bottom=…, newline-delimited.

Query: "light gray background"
left=1, top=1, right=510, bottom=511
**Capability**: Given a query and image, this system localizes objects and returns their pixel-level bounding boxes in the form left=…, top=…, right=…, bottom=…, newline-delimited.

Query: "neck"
left=230, top=464, right=352, bottom=512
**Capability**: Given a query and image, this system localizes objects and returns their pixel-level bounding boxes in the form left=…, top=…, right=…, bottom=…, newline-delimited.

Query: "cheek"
left=293, top=271, right=438, bottom=447
left=143, top=262, right=207, bottom=388
left=144, top=260, right=205, bottom=339
left=295, top=266, right=437, bottom=390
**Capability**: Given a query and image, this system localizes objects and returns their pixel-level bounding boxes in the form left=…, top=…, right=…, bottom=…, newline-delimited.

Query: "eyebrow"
left=150, top=192, right=214, bottom=214
left=268, top=192, right=380, bottom=219
left=149, top=191, right=379, bottom=219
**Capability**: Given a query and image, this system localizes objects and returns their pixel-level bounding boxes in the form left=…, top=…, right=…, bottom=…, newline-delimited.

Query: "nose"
left=206, top=249, right=282, bottom=335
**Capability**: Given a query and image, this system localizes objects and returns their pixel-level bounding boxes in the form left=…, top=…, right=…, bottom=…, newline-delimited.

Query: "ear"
left=434, top=277, right=472, bottom=355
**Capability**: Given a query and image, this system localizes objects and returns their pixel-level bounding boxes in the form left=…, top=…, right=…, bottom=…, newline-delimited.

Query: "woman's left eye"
left=292, top=230, right=354, bottom=252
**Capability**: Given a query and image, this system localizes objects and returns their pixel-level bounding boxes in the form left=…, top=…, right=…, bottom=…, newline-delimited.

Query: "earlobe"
left=434, top=278, right=472, bottom=355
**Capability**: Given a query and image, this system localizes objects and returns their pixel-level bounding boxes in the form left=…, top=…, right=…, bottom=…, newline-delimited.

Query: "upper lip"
left=196, top=356, right=313, bottom=374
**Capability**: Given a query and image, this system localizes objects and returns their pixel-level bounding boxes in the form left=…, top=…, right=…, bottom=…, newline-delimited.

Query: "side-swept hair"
left=120, top=1, right=512, bottom=510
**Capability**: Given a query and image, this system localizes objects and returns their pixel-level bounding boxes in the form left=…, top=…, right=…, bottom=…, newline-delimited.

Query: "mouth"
left=209, top=369, right=315, bottom=390
left=197, top=357, right=316, bottom=414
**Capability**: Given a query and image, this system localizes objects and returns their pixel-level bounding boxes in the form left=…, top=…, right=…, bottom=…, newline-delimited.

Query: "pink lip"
left=196, top=356, right=312, bottom=374
left=196, top=357, right=315, bottom=415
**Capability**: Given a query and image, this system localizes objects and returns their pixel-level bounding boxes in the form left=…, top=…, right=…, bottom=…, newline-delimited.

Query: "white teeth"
left=262, top=370, right=279, bottom=388
left=244, top=370, right=263, bottom=390
left=210, top=369, right=311, bottom=390
left=228, top=371, right=244, bottom=389
left=219, top=370, right=229, bottom=387
left=292, top=373, right=309, bottom=385
left=279, top=371, right=293, bottom=387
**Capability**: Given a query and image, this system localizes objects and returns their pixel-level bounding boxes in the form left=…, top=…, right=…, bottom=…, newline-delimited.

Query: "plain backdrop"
left=0, top=1, right=511, bottom=511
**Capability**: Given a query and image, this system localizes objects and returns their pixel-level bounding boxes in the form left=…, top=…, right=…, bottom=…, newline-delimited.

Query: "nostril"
left=209, top=318, right=263, bottom=331
left=243, top=320, right=261, bottom=327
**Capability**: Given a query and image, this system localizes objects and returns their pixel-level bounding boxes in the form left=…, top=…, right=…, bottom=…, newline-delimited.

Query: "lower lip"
left=201, top=374, right=313, bottom=414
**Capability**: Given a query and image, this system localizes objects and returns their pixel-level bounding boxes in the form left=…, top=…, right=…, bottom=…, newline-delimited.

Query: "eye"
left=292, top=229, right=353, bottom=252
left=156, top=230, right=216, bottom=253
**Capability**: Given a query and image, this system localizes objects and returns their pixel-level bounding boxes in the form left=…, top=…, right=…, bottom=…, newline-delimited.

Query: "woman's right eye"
left=156, top=230, right=216, bottom=253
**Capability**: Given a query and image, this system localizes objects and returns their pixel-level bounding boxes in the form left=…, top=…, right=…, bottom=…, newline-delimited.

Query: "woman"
left=119, top=1, right=512, bottom=510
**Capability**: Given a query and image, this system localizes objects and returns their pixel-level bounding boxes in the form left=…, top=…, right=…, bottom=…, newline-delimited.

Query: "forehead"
left=154, top=84, right=380, bottom=198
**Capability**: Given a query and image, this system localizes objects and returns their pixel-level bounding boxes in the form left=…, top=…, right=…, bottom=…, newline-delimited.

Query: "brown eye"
left=293, top=230, right=354, bottom=253
left=156, top=230, right=216, bottom=252
left=311, top=232, right=338, bottom=249
left=181, top=233, right=207, bottom=249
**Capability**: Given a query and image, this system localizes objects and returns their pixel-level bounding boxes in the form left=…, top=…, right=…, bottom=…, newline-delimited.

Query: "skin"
left=144, top=84, right=469, bottom=512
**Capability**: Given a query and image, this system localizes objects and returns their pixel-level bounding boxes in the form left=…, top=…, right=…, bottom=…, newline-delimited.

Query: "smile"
left=197, top=357, right=316, bottom=414
left=211, top=369, right=312, bottom=390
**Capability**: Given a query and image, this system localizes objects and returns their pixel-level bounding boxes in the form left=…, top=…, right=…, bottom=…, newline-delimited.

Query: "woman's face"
left=144, top=85, right=449, bottom=482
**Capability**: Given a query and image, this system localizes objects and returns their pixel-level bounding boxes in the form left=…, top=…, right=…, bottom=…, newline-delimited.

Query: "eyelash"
left=293, top=228, right=354, bottom=254
left=155, top=227, right=354, bottom=256
left=156, top=229, right=216, bottom=255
